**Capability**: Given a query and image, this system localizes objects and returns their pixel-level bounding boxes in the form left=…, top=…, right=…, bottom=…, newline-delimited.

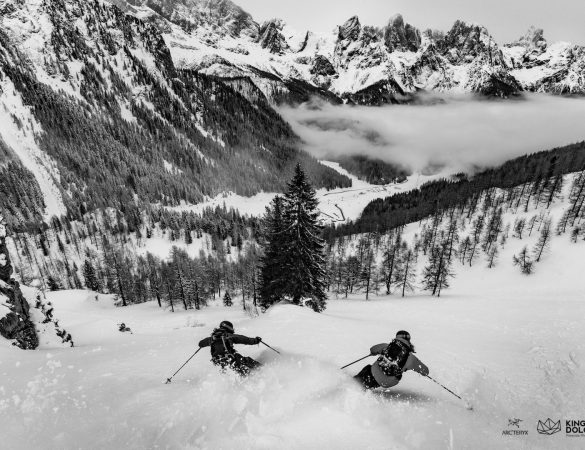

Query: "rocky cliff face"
left=0, top=217, right=38, bottom=349
left=384, top=14, right=421, bottom=53
left=127, top=0, right=585, bottom=105
left=338, top=15, right=361, bottom=41
left=258, top=19, right=288, bottom=54
left=119, top=0, right=259, bottom=38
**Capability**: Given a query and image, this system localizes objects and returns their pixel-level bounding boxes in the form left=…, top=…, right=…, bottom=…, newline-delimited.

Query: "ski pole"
left=165, top=347, right=202, bottom=384
left=425, top=375, right=463, bottom=400
left=260, top=340, right=280, bottom=354
left=340, top=354, right=370, bottom=370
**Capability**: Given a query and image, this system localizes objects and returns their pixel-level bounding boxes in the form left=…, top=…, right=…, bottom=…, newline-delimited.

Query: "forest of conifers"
left=325, top=141, right=585, bottom=240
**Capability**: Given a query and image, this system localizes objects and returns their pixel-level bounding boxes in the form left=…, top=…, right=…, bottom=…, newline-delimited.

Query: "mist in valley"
left=280, top=94, right=585, bottom=176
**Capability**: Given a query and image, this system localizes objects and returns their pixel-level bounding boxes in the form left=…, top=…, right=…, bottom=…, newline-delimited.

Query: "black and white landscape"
left=1, top=0, right=585, bottom=449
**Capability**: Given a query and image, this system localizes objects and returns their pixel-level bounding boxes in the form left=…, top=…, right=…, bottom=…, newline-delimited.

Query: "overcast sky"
left=236, top=0, right=585, bottom=45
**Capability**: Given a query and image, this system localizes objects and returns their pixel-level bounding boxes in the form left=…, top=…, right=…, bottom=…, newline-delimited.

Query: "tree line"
left=326, top=142, right=585, bottom=240
left=6, top=162, right=585, bottom=310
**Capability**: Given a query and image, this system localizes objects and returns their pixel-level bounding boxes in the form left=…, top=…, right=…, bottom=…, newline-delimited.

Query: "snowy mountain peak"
left=338, top=15, right=361, bottom=41
left=102, top=0, right=585, bottom=103
left=258, top=18, right=289, bottom=54
left=4, top=0, right=585, bottom=106
left=514, top=26, right=547, bottom=51
left=384, top=13, right=421, bottom=52
left=119, top=0, right=259, bottom=38
left=442, top=19, right=501, bottom=65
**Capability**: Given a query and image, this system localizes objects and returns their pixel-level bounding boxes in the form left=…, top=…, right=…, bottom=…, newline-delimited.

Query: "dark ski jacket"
left=370, top=338, right=429, bottom=388
left=199, top=329, right=259, bottom=359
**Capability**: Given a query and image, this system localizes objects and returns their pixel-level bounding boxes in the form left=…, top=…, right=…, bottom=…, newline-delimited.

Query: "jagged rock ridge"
left=122, top=0, right=585, bottom=104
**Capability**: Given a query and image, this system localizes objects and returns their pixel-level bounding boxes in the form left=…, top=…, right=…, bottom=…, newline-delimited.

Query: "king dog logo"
left=502, top=419, right=528, bottom=436
left=537, top=419, right=561, bottom=435
left=566, top=420, right=585, bottom=437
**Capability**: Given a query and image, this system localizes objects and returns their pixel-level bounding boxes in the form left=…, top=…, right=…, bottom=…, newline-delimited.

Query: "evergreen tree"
left=223, top=291, right=233, bottom=307
left=467, top=215, right=484, bottom=266
left=260, top=165, right=328, bottom=312
left=458, top=235, right=472, bottom=265
left=259, top=196, right=287, bottom=309
left=422, top=241, right=454, bottom=297
left=146, top=253, right=163, bottom=308
left=513, top=246, right=534, bottom=275
left=393, top=248, right=416, bottom=297
left=280, top=164, right=328, bottom=312
left=47, top=276, right=62, bottom=291
left=360, top=234, right=376, bottom=300
left=82, top=259, right=101, bottom=291
left=381, top=230, right=401, bottom=294
left=544, top=174, right=564, bottom=208
left=533, top=218, right=552, bottom=262
left=342, top=255, right=361, bottom=298
left=513, top=218, right=526, bottom=239
left=486, top=245, right=499, bottom=268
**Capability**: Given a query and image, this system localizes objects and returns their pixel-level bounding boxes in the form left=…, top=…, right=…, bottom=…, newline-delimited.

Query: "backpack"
left=211, top=328, right=235, bottom=357
left=377, top=339, right=411, bottom=378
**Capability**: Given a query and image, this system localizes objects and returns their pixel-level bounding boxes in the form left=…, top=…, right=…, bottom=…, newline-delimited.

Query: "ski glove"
left=255, top=337, right=262, bottom=344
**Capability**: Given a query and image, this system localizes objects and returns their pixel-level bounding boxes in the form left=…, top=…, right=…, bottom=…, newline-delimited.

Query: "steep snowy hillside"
left=0, top=0, right=349, bottom=228
left=1, top=208, right=584, bottom=448
left=111, top=0, right=585, bottom=103
left=328, top=171, right=584, bottom=298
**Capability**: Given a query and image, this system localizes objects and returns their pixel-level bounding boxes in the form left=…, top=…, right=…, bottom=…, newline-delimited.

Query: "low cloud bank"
left=280, top=95, right=585, bottom=175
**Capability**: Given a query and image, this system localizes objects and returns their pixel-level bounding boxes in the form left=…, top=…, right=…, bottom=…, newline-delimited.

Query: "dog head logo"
left=537, top=419, right=561, bottom=435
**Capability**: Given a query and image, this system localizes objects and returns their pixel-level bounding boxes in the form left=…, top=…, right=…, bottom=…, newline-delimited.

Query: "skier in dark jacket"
left=354, top=330, right=429, bottom=389
left=198, top=320, right=262, bottom=376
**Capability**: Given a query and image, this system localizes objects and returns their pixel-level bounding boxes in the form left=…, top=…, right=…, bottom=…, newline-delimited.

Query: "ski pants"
left=213, top=353, right=261, bottom=376
left=354, top=364, right=381, bottom=390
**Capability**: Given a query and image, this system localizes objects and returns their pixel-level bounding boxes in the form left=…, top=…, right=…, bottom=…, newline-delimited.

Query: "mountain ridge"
left=115, top=0, right=585, bottom=104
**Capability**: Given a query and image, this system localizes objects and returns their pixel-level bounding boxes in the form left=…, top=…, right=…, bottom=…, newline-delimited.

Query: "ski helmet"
left=396, top=330, right=411, bottom=341
left=219, top=320, right=234, bottom=333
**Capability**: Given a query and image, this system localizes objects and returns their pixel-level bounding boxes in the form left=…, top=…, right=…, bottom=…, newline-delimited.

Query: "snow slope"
left=0, top=77, right=66, bottom=219
left=2, top=222, right=585, bottom=450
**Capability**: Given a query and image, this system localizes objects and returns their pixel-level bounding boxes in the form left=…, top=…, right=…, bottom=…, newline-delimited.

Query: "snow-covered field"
left=2, top=228, right=585, bottom=449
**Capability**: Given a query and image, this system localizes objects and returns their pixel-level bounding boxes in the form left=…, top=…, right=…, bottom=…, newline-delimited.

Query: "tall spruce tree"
left=82, top=260, right=100, bottom=292
left=260, top=164, right=328, bottom=312
left=281, top=164, right=328, bottom=312
left=259, top=196, right=287, bottom=309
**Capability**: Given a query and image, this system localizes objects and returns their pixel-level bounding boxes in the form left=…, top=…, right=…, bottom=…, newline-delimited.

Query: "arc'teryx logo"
left=537, top=419, right=561, bottom=435
left=502, top=418, right=528, bottom=436
left=508, top=419, right=522, bottom=428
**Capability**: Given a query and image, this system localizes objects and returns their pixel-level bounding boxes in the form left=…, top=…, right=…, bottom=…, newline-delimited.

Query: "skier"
left=354, top=330, right=429, bottom=390
left=198, top=320, right=262, bottom=376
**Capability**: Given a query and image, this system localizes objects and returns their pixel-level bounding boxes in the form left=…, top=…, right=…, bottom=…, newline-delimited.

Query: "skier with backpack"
left=198, top=320, right=262, bottom=376
left=354, top=330, right=429, bottom=389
